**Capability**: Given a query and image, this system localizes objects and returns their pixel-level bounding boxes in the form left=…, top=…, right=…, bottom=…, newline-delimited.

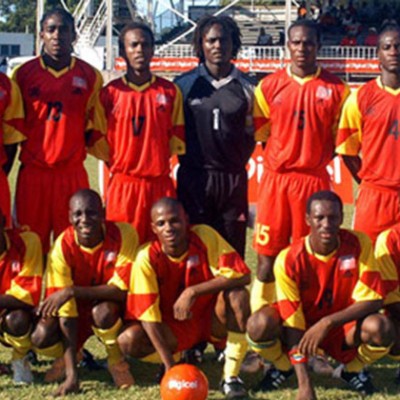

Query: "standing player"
left=0, top=70, right=24, bottom=226
left=95, top=21, right=185, bottom=244
left=252, top=20, right=349, bottom=326
left=174, top=15, right=255, bottom=258
left=249, top=191, right=394, bottom=397
left=118, top=197, right=251, bottom=399
left=336, top=24, right=400, bottom=242
left=0, top=208, right=43, bottom=384
left=12, top=8, right=105, bottom=253
left=32, top=189, right=138, bottom=395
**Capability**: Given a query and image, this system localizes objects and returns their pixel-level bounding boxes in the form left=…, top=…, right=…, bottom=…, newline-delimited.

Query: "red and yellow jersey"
left=45, top=221, right=138, bottom=318
left=126, top=224, right=250, bottom=323
left=336, top=78, right=400, bottom=188
left=0, top=229, right=42, bottom=306
left=375, top=223, right=400, bottom=305
left=0, top=72, right=25, bottom=167
left=12, top=56, right=104, bottom=168
left=96, top=75, right=185, bottom=177
left=275, top=229, right=383, bottom=331
left=254, top=67, right=349, bottom=175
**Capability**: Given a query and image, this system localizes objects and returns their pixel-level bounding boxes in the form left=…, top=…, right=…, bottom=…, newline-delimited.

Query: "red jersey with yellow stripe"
left=97, top=75, right=185, bottom=177
left=126, top=224, right=250, bottom=323
left=0, top=72, right=25, bottom=167
left=275, top=229, right=383, bottom=331
left=0, top=229, right=42, bottom=306
left=254, top=67, right=349, bottom=175
left=12, top=56, right=104, bottom=168
left=336, top=78, right=400, bottom=188
left=375, top=223, right=400, bottom=305
left=45, top=221, right=138, bottom=318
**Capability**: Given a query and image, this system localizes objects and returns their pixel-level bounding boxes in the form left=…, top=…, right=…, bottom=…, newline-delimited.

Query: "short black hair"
left=151, top=197, right=183, bottom=214
left=40, top=7, right=76, bottom=35
left=69, top=188, right=103, bottom=209
left=193, top=15, right=241, bottom=62
left=288, top=19, right=321, bottom=43
left=306, top=190, right=343, bottom=214
left=378, top=22, right=400, bottom=49
left=119, top=21, right=155, bottom=55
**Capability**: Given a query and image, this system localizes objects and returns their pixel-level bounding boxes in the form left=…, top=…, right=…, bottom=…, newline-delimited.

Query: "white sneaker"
left=12, top=356, right=33, bottom=385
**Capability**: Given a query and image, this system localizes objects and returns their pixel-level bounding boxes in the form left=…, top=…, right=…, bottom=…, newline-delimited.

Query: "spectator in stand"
left=257, top=27, right=273, bottom=46
left=297, top=1, right=307, bottom=20
left=341, top=33, right=358, bottom=46
left=364, top=27, right=378, bottom=46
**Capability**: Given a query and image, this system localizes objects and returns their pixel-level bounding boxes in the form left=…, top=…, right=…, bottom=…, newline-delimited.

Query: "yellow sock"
left=223, top=331, right=248, bottom=380
left=92, top=319, right=123, bottom=366
left=388, top=353, right=400, bottom=361
left=141, top=351, right=181, bottom=364
left=250, top=280, right=276, bottom=313
left=345, top=344, right=390, bottom=373
left=3, top=331, right=32, bottom=360
left=247, top=335, right=291, bottom=371
left=33, top=341, right=64, bottom=359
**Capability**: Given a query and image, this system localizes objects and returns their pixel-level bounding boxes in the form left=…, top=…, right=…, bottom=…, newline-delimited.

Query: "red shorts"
left=320, top=320, right=357, bottom=364
left=15, top=164, right=89, bottom=253
left=254, top=170, right=330, bottom=256
left=354, top=182, right=400, bottom=243
left=0, top=170, right=11, bottom=227
left=106, top=173, right=176, bottom=244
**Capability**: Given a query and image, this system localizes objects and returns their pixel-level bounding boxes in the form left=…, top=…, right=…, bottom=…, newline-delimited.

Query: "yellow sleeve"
left=253, top=81, right=271, bottom=142
left=6, top=232, right=43, bottom=306
left=375, top=229, right=400, bottom=305
left=127, top=245, right=162, bottom=323
left=335, top=89, right=362, bottom=156
left=250, top=279, right=276, bottom=313
left=352, top=231, right=384, bottom=302
left=45, top=233, right=78, bottom=318
left=3, top=78, right=25, bottom=144
left=192, top=225, right=250, bottom=279
left=332, top=81, right=350, bottom=140
left=275, top=248, right=306, bottom=331
left=169, top=83, right=185, bottom=156
left=108, top=223, right=139, bottom=291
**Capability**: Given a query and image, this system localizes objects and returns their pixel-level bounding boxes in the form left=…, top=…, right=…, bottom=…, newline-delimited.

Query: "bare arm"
left=3, top=143, right=17, bottom=175
left=342, top=155, right=362, bottom=184
left=142, top=321, right=176, bottom=371
left=56, top=317, right=79, bottom=396
left=0, top=294, right=33, bottom=310
left=173, top=274, right=250, bottom=320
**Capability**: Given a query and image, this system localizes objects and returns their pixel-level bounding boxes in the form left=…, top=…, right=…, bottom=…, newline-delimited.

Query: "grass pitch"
left=2, top=156, right=398, bottom=399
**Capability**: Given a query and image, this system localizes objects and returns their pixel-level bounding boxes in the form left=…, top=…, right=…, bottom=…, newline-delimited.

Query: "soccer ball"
left=160, top=364, right=209, bottom=400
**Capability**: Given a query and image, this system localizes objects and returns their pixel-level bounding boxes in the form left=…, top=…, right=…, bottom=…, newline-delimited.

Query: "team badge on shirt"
left=104, top=250, right=117, bottom=268
left=72, top=76, right=88, bottom=90
left=338, top=255, right=356, bottom=277
left=187, top=255, right=200, bottom=269
left=11, top=260, right=21, bottom=274
left=156, top=93, right=169, bottom=106
left=316, top=86, right=332, bottom=100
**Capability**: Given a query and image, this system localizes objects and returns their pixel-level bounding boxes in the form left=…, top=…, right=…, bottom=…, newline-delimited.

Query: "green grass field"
left=1, top=156, right=398, bottom=399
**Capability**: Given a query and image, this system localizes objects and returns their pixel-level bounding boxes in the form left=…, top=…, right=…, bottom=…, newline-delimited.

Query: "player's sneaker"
left=12, top=356, right=33, bottom=385
left=220, top=376, right=248, bottom=399
left=108, top=360, right=135, bottom=389
left=333, top=364, right=376, bottom=395
left=253, top=366, right=294, bottom=392
left=44, top=357, right=65, bottom=383
left=182, top=341, right=207, bottom=364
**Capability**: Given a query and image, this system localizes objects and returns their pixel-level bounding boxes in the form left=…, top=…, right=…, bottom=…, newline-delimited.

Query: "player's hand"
left=298, top=318, right=331, bottom=356
left=296, top=385, right=317, bottom=400
left=54, top=376, right=79, bottom=396
left=173, top=287, right=195, bottom=320
left=37, top=287, right=74, bottom=317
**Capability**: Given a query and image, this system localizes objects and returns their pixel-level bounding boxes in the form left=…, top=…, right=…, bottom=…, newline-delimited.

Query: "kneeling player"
left=0, top=209, right=42, bottom=384
left=247, top=191, right=394, bottom=398
left=32, top=189, right=139, bottom=395
left=118, top=197, right=251, bottom=399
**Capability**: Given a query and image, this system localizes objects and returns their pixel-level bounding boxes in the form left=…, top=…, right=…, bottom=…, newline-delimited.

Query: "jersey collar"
left=199, top=63, right=239, bottom=89
left=305, top=235, right=338, bottom=262
left=122, top=75, right=156, bottom=92
left=376, top=76, right=400, bottom=95
left=39, top=56, right=76, bottom=78
left=287, top=65, right=321, bottom=84
left=73, top=225, right=105, bottom=254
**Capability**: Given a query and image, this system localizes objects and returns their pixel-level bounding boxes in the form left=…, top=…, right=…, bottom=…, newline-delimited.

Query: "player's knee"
left=92, top=301, right=120, bottom=329
left=362, top=314, right=395, bottom=347
left=118, top=325, right=145, bottom=357
left=31, top=322, right=55, bottom=349
left=247, top=308, right=279, bottom=342
left=224, top=288, right=250, bottom=331
left=3, top=309, right=31, bottom=336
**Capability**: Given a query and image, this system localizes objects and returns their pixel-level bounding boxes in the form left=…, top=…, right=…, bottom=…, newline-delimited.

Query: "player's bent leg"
left=247, top=306, right=292, bottom=392
left=2, top=309, right=34, bottom=385
left=91, top=301, right=134, bottom=389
